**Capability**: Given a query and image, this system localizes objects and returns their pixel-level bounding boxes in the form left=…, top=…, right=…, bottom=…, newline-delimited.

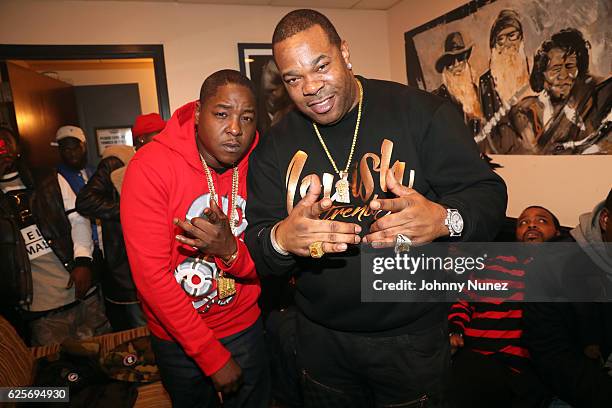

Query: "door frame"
left=0, top=44, right=171, bottom=119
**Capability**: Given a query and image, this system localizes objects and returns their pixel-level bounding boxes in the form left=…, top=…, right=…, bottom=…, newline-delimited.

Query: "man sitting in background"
left=524, top=191, right=612, bottom=407
left=76, top=113, right=166, bottom=330
left=0, top=126, right=109, bottom=345
left=515, top=205, right=562, bottom=243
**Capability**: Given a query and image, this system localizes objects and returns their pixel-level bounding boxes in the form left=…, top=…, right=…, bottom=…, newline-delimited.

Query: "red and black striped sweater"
left=448, top=255, right=531, bottom=371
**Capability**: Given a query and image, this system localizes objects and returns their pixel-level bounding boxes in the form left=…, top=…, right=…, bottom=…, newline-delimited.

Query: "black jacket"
left=0, top=161, right=82, bottom=307
left=245, top=77, right=507, bottom=334
left=523, top=237, right=612, bottom=407
left=76, top=156, right=137, bottom=302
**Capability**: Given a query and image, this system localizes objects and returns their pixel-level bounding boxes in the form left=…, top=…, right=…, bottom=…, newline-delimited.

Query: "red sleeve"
left=448, top=301, right=473, bottom=334
left=120, top=157, right=230, bottom=376
left=214, top=238, right=257, bottom=279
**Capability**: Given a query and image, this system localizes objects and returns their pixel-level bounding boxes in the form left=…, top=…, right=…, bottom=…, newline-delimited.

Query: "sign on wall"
left=95, top=126, right=133, bottom=156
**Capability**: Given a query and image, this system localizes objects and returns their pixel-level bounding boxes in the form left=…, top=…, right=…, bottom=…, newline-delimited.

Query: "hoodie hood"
left=571, top=201, right=612, bottom=275
left=153, top=101, right=258, bottom=175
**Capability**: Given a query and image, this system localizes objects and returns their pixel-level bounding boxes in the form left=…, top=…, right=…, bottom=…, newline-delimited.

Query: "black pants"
left=449, top=349, right=550, bottom=408
left=151, top=318, right=270, bottom=408
left=295, top=312, right=450, bottom=408
left=265, top=307, right=302, bottom=407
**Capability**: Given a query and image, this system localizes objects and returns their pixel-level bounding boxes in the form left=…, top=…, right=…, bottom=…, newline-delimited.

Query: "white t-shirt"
left=1, top=172, right=94, bottom=311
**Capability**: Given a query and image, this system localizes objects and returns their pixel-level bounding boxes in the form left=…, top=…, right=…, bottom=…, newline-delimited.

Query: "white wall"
left=2, top=0, right=609, bottom=226
left=387, top=0, right=612, bottom=226
left=0, top=0, right=390, bottom=112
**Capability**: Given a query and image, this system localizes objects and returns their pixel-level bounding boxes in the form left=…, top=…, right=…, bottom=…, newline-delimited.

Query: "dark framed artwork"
left=237, top=43, right=273, bottom=84
left=237, top=43, right=294, bottom=134
left=95, top=126, right=133, bottom=156
left=405, top=0, right=611, bottom=155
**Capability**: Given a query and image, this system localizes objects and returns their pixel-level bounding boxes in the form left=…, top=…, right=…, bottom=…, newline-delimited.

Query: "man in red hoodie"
left=120, top=70, right=268, bottom=407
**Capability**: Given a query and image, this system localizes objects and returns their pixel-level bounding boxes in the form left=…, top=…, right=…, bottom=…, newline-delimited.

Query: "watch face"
left=451, top=212, right=464, bottom=232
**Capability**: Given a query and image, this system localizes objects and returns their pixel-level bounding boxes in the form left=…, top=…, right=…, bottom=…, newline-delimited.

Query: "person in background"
left=447, top=206, right=563, bottom=407
left=53, top=126, right=100, bottom=244
left=524, top=190, right=612, bottom=408
left=257, top=59, right=295, bottom=135
left=0, top=126, right=109, bottom=345
left=121, top=70, right=269, bottom=407
left=132, top=113, right=167, bottom=150
left=76, top=113, right=166, bottom=331
left=515, top=205, right=562, bottom=243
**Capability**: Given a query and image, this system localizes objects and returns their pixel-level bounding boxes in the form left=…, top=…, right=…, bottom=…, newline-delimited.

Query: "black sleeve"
left=574, top=302, right=604, bottom=348
left=76, top=156, right=124, bottom=221
left=523, top=302, right=612, bottom=406
left=245, top=134, right=297, bottom=278
left=420, top=102, right=507, bottom=241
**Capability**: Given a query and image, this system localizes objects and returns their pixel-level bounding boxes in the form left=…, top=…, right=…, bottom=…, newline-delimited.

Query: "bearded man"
left=479, top=9, right=530, bottom=121
left=433, top=32, right=483, bottom=138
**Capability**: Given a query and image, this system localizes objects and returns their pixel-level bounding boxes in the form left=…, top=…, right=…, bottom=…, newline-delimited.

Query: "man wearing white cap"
left=54, top=125, right=101, bottom=245
left=0, top=126, right=110, bottom=345
left=53, top=125, right=101, bottom=296
left=54, top=126, right=93, bottom=190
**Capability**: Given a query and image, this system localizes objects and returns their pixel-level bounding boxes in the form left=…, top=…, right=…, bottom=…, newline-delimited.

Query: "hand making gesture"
left=174, top=199, right=237, bottom=263
left=274, top=174, right=362, bottom=257
left=364, top=169, right=449, bottom=246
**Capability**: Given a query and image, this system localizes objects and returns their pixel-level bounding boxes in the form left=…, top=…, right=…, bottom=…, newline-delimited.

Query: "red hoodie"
left=120, top=101, right=260, bottom=376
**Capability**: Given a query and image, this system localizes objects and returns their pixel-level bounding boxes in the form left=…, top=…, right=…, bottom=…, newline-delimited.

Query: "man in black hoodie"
left=245, top=9, right=507, bottom=407
left=524, top=190, right=612, bottom=407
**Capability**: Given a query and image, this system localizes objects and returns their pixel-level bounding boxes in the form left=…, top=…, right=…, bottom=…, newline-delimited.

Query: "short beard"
left=490, top=42, right=530, bottom=103
left=443, top=64, right=483, bottom=120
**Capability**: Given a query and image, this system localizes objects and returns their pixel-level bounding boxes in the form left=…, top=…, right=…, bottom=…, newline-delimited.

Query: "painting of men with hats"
left=404, top=0, right=610, bottom=155
left=479, top=9, right=531, bottom=122
left=432, top=32, right=484, bottom=139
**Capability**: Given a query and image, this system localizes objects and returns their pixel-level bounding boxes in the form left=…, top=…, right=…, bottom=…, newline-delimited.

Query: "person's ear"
left=195, top=101, right=201, bottom=125
left=340, top=40, right=351, bottom=69
left=600, top=208, right=609, bottom=233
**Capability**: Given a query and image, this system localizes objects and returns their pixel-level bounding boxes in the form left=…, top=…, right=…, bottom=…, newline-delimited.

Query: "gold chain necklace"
left=198, top=153, right=239, bottom=300
left=312, top=78, right=363, bottom=203
left=198, top=153, right=239, bottom=235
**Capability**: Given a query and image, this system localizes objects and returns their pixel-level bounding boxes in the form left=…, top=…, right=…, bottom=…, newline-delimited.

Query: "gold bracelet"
left=220, top=238, right=239, bottom=267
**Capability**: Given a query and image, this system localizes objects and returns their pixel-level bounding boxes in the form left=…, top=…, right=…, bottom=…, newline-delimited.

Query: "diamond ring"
left=394, top=234, right=412, bottom=254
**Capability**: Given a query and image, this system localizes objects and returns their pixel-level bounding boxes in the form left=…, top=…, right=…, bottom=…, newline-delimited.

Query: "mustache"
left=306, top=94, right=333, bottom=106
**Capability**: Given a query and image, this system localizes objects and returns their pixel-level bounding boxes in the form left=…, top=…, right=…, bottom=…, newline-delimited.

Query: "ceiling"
left=10, top=59, right=154, bottom=71
left=72, top=0, right=403, bottom=10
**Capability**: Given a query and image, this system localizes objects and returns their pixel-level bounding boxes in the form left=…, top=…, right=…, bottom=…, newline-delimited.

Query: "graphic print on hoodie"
left=174, top=192, right=248, bottom=313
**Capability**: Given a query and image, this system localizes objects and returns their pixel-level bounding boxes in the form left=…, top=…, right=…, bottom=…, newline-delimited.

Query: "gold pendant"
left=334, top=172, right=350, bottom=203
left=217, top=273, right=236, bottom=300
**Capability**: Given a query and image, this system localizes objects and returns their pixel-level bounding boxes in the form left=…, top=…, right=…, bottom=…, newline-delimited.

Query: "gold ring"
left=308, top=241, right=325, bottom=258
